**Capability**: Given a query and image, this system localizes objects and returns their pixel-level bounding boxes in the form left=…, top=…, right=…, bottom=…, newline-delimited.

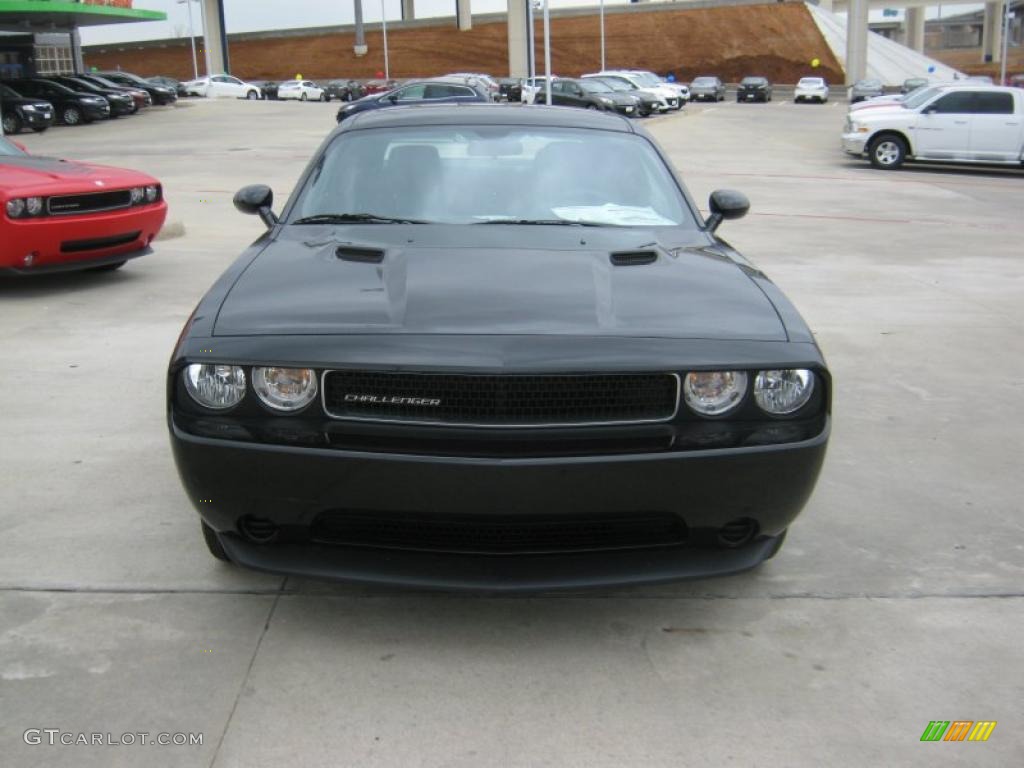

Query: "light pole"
left=381, top=0, right=390, bottom=80
left=528, top=0, right=536, bottom=86
left=600, top=0, right=605, bottom=71
left=543, top=0, right=551, bottom=107
left=354, top=0, right=367, bottom=56
left=999, top=1, right=1010, bottom=85
left=176, top=0, right=199, bottom=81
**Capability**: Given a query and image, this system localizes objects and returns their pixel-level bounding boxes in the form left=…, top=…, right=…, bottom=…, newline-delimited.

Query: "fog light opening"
left=23, top=252, right=37, bottom=267
left=238, top=515, right=279, bottom=543
left=717, top=517, right=758, bottom=548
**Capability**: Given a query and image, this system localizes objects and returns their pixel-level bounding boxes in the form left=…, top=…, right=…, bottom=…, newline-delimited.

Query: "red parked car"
left=1, top=137, right=167, bottom=275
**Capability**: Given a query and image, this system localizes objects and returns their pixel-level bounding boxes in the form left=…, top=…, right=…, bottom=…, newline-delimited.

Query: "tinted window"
left=393, top=84, right=427, bottom=101
left=930, top=92, right=975, bottom=114
left=292, top=126, right=695, bottom=228
left=1, top=84, right=22, bottom=99
left=974, top=92, right=1014, bottom=114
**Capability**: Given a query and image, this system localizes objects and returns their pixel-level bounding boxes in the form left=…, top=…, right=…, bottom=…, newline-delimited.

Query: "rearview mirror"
left=706, top=189, right=749, bottom=232
left=233, top=184, right=278, bottom=229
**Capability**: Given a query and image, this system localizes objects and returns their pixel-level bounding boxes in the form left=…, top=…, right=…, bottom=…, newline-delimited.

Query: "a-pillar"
left=905, top=6, right=925, bottom=53
left=401, top=0, right=415, bottom=21
left=845, top=0, right=869, bottom=85
left=200, top=0, right=230, bottom=75
left=506, top=0, right=528, bottom=77
left=981, top=2, right=1004, bottom=62
left=457, top=0, right=472, bottom=31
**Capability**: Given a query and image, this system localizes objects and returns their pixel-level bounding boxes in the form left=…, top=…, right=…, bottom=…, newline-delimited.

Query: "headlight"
left=25, top=197, right=44, bottom=216
left=144, top=185, right=159, bottom=202
left=183, top=364, right=246, bottom=410
left=683, top=371, right=748, bottom=416
left=129, top=187, right=145, bottom=204
left=6, top=199, right=26, bottom=218
left=754, top=369, right=815, bottom=415
left=599, top=97, right=613, bottom=105
left=253, top=367, right=318, bottom=412
left=22, top=104, right=36, bottom=112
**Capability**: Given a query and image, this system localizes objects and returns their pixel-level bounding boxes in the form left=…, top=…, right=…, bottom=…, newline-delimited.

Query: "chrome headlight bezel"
left=252, top=367, right=319, bottom=413
left=754, top=369, right=816, bottom=415
left=183, top=364, right=247, bottom=410
left=683, top=371, right=749, bottom=417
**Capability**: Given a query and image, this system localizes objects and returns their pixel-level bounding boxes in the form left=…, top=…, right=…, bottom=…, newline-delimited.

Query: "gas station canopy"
left=0, top=1, right=165, bottom=32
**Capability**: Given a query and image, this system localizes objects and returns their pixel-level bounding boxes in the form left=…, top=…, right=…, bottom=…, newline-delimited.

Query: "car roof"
left=339, top=103, right=635, bottom=133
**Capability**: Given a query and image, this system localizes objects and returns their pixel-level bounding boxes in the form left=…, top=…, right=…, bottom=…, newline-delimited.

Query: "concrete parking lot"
left=2, top=98, right=1022, bottom=767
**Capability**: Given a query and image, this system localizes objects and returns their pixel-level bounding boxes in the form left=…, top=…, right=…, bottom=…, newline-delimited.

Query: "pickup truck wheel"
left=201, top=521, right=231, bottom=562
left=869, top=135, right=907, bottom=170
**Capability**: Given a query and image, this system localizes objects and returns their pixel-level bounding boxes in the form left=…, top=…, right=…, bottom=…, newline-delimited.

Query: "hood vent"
left=610, top=250, right=657, bottom=267
left=336, top=246, right=385, bottom=264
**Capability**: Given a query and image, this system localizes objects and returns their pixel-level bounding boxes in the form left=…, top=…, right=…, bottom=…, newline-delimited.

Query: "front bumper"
left=170, top=413, right=829, bottom=590
left=738, top=91, right=767, bottom=101
left=0, top=201, right=167, bottom=272
left=81, top=102, right=110, bottom=120
left=842, top=132, right=869, bottom=155
left=21, top=110, right=54, bottom=128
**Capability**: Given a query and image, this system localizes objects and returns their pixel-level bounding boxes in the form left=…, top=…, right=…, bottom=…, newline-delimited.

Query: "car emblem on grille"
left=344, top=394, right=442, bottom=407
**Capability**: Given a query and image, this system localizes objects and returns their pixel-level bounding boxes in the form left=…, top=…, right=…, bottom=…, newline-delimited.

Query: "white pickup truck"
left=842, top=84, right=1024, bottom=169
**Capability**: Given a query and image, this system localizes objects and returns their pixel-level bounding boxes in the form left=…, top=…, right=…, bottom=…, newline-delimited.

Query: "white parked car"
left=842, top=85, right=1024, bottom=169
left=582, top=73, right=672, bottom=112
left=619, top=69, right=689, bottom=104
left=278, top=80, right=325, bottom=102
left=183, top=75, right=262, bottom=100
left=521, top=76, right=558, bottom=105
left=795, top=77, right=829, bottom=103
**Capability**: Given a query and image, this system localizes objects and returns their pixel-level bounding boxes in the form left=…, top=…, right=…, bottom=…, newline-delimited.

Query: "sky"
left=79, top=0, right=986, bottom=46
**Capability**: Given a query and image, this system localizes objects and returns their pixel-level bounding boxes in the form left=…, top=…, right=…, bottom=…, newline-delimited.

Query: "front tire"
left=201, top=521, right=231, bottom=562
left=300, top=92, right=308, bottom=102
left=246, top=90, right=258, bottom=100
left=1, top=112, right=21, bottom=134
left=869, top=134, right=908, bottom=170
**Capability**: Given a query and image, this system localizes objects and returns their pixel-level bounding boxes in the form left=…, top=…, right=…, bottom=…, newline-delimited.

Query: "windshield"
left=857, top=80, right=881, bottom=88
left=799, top=78, right=824, bottom=86
left=597, top=78, right=633, bottom=92
left=632, top=72, right=661, bottom=86
left=692, top=78, right=716, bottom=86
left=291, top=126, right=694, bottom=228
left=580, top=80, right=612, bottom=94
left=87, top=76, right=123, bottom=89
left=741, top=78, right=765, bottom=85
left=1, top=84, right=22, bottom=99
left=902, top=86, right=940, bottom=109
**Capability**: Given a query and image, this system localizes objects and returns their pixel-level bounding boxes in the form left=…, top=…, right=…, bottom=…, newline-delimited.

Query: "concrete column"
left=69, top=28, right=84, bottom=74
left=401, top=0, right=415, bottom=21
left=845, top=0, right=869, bottom=85
left=200, top=0, right=229, bottom=75
left=905, top=6, right=925, bottom=53
left=506, top=0, right=529, bottom=77
left=354, top=0, right=367, bottom=56
left=457, top=0, right=472, bottom=31
left=981, top=2, right=1004, bottom=62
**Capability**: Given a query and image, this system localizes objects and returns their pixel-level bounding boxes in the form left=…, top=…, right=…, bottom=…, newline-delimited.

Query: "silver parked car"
left=850, top=78, right=884, bottom=103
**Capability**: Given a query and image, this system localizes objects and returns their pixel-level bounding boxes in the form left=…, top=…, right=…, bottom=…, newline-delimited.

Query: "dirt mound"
left=84, top=3, right=842, bottom=85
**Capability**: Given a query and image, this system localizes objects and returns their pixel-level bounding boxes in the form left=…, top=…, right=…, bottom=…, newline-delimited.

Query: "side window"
left=974, top=92, right=1014, bottom=114
left=393, top=84, right=427, bottom=101
left=423, top=84, right=454, bottom=99
left=212, top=76, right=228, bottom=83
left=227, top=77, right=243, bottom=85
left=930, top=92, right=975, bottom=114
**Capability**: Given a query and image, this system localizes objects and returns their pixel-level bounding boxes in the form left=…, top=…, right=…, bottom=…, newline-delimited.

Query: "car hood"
left=2, top=97, right=52, bottom=110
left=213, top=225, right=787, bottom=341
left=0, top=156, right=154, bottom=195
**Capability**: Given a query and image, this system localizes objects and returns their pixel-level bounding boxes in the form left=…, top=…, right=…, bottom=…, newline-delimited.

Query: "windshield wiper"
left=474, top=218, right=610, bottom=227
left=292, top=213, right=431, bottom=225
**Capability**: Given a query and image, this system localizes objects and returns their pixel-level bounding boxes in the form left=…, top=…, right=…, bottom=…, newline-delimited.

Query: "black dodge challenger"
left=168, top=105, right=830, bottom=591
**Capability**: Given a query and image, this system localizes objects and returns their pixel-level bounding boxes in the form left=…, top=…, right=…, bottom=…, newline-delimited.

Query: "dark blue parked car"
left=336, top=78, right=489, bottom=123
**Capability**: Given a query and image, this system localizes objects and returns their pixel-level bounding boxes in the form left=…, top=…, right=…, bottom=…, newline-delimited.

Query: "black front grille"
left=322, top=371, right=679, bottom=427
left=47, top=190, right=132, bottom=216
left=311, top=511, right=687, bottom=554
left=61, top=231, right=140, bottom=253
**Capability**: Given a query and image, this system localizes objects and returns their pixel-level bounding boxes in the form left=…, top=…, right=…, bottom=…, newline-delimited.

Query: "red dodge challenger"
left=1, top=136, right=167, bottom=275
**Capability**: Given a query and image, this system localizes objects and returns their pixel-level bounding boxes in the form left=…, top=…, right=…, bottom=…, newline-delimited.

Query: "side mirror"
left=706, top=189, right=749, bottom=232
left=233, top=184, right=278, bottom=229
